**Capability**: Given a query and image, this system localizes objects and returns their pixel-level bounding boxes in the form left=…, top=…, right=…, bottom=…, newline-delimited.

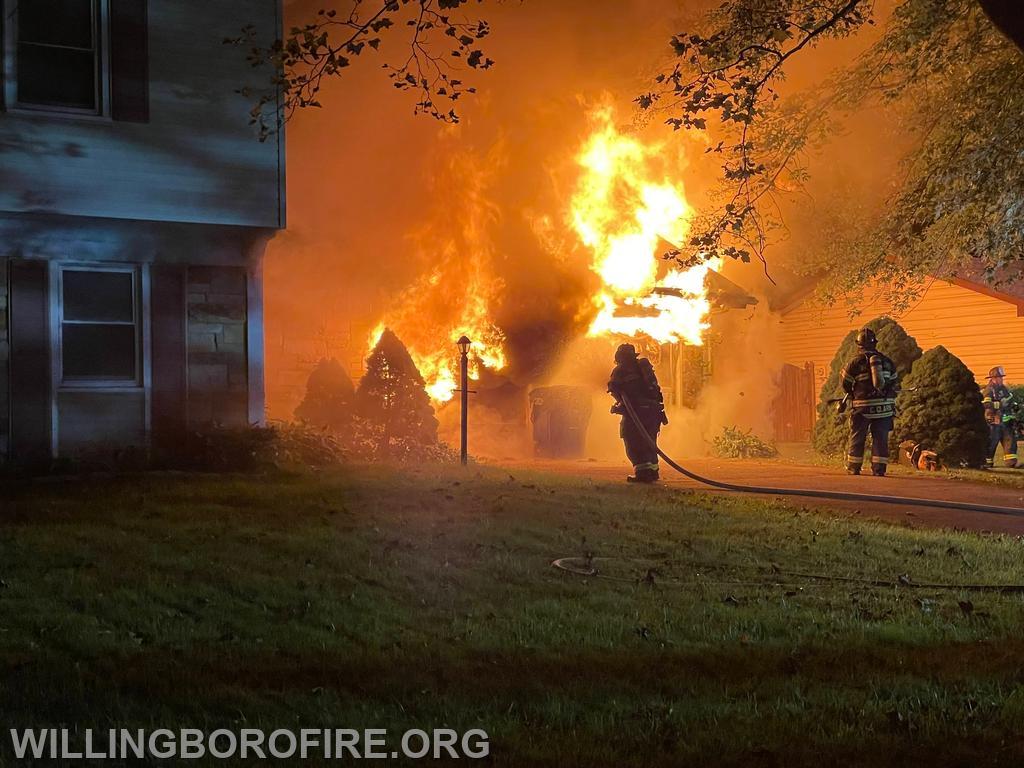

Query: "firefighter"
left=983, top=366, right=1017, bottom=468
left=841, top=328, right=899, bottom=476
left=608, top=343, right=668, bottom=483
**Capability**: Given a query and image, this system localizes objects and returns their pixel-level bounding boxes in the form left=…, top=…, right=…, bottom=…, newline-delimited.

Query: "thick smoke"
left=660, top=300, right=782, bottom=457
left=543, top=298, right=783, bottom=461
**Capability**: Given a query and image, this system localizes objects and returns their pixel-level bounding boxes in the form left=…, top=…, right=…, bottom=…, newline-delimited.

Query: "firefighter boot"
left=640, top=466, right=660, bottom=483
left=627, top=464, right=660, bottom=483
left=846, top=453, right=864, bottom=475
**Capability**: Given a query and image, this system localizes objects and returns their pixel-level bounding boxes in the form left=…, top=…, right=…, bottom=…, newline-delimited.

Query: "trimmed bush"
left=294, top=358, right=356, bottom=430
left=356, top=328, right=440, bottom=452
left=894, top=345, right=988, bottom=468
left=292, top=350, right=455, bottom=463
left=812, top=317, right=923, bottom=456
left=1010, top=384, right=1024, bottom=407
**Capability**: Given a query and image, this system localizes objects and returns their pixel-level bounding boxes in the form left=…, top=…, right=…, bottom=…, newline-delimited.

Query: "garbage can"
left=529, top=385, right=593, bottom=459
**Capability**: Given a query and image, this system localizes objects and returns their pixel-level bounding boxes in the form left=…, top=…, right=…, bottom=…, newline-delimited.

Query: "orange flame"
left=366, top=309, right=506, bottom=404
left=571, top=106, right=717, bottom=346
left=366, top=265, right=507, bottom=404
left=362, top=146, right=509, bottom=403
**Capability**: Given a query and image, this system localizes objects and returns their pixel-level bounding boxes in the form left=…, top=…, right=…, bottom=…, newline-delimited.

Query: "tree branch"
left=229, top=0, right=494, bottom=139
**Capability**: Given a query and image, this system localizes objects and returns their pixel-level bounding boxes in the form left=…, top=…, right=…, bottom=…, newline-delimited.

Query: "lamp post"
left=457, top=335, right=472, bottom=466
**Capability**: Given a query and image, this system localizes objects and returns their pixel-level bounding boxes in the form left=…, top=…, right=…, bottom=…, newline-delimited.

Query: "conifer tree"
left=812, top=317, right=922, bottom=456
left=356, top=329, right=439, bottom=450
left=294, top=358, right=356, bottom=431
left=894, top=346, right=989, bottom=468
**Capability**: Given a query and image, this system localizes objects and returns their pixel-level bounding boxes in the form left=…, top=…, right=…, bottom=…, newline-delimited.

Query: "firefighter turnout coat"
left=841, top=348, right=899, bottom=475
left=841, top=351, right=899, bottom=419
left=983, top=382, right=1016, bottom=427
left=983, top=381, right=1018, bottom=468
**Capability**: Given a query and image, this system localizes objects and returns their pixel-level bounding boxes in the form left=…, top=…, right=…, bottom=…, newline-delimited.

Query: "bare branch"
left=228, top=0, right=494, bottom=139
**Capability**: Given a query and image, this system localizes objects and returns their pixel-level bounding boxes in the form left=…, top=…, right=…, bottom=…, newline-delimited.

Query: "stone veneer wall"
left=187, top=266, right=248, bottom=427
left=0, top=258, right=7, bottom=458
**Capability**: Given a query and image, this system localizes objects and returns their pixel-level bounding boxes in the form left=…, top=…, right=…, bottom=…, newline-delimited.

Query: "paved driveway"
left=511, top=457, right=1024, bottom=536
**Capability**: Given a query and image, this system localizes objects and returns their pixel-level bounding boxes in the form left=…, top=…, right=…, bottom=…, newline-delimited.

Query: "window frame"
left=2, top=0, right=112, bottom=118
left=54, top=263, right=144, bottom=389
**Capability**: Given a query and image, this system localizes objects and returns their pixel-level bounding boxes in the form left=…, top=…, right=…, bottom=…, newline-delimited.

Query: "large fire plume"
left=367, top=106, right=717, bottom=403
left=365, top=148, right=508, bottom=403
left=571, top=106, right=717, bottom=346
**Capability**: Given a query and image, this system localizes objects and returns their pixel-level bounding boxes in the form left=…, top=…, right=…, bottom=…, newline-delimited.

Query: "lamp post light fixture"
left=457, top=335, right=472, bottom=466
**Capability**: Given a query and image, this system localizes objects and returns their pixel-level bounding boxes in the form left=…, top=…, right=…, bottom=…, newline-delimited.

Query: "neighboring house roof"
left=945, top=261, right=1024, bottom=310
left=779, top=265, right=1024, bottom=317
left=774, top=281, right=819, bottom=315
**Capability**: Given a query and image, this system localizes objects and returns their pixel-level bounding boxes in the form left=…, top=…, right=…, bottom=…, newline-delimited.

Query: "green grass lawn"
left=4, top=465, right=1024, bottom=766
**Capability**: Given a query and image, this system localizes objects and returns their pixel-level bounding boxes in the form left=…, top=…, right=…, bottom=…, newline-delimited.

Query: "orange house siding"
left=780, top=279, right=1024, bottom=404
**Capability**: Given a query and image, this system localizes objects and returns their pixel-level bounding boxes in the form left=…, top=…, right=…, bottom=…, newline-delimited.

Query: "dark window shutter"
left=110, top=0, right=149, bottom=122
left=150, top=264, right=187, bottom=454
left=9, top=260, right=52, bottom=466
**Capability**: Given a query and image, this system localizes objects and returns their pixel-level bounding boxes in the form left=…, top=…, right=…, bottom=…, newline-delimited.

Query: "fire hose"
left=618, top=394, right=1024, bottom=518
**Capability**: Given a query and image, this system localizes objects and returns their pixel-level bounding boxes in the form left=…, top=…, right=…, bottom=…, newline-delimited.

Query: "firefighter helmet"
left=855, top=327, right=877, bottom=350
left=989, top=366, right=1006, bottom=379
left=615, top=343, right=638, bottom=364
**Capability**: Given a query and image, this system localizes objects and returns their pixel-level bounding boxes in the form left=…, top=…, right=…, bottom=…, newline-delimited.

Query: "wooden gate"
left=772, top=362, right=816, bottom=443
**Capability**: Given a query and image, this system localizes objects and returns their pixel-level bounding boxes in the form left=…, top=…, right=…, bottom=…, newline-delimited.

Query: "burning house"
left=263, top=92, right=772, bottom=460
left=336, top=106, right=767, bottom=459
left=0, top=0, right=284, bottom=465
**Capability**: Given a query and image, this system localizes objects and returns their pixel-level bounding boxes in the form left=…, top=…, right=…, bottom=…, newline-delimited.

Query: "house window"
left=60, top=268, right=139, bottom=384
left=6, top=0, right=108, bottom=114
